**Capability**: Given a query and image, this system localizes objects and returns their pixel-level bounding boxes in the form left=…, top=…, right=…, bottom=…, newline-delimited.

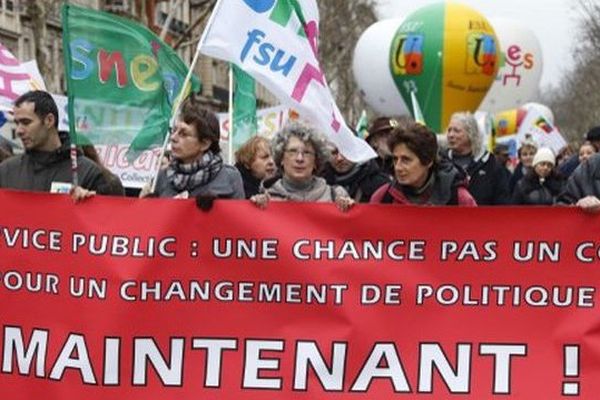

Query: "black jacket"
left=509, top=162, right=527, bottom=194
left=444, top=150, right=510, bottom=205
left=235, top=162, right=262, bottom=199
left=0, top=135, right=108, bottom=193
left=558, top=153, right=600, bottom=204
left=512, top=172, right=564, bottom=205
left=322, top=159, right=390, bottom=203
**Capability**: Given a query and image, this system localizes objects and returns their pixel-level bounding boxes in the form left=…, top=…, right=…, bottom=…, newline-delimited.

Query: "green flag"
left=61, top=4, right=200, bottom=159
left=232, top=64, right=257, bottom=150
left=355, top=110, right=368, bottom=139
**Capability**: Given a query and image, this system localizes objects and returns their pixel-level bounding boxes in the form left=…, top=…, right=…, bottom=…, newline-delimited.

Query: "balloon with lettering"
left=479, top=18, right=543, bottom=112
left=353, top=18, right=409, bottom=116
left=389, top=2, right=499, bottom=132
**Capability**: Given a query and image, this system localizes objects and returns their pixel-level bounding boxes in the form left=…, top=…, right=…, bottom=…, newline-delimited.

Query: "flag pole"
left=149, top=37, right=204, bottom=194
left=228, top=66, right=234, bottom=164
left=61, top=3, right=79, bottom=190
left=149, top=0, right=219, bottom=193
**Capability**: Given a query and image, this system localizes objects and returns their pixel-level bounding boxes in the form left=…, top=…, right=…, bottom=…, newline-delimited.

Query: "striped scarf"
left=167, top=151, right=223, bottom=192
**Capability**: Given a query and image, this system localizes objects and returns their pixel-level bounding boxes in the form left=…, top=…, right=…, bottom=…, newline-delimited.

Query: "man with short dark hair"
left=493, top=142, right=513, bottom=182
left=0, top=90, right=108, bottom=199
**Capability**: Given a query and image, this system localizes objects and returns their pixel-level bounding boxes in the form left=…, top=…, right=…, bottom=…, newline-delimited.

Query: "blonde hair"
left=235, top=136, right=271, bottom=167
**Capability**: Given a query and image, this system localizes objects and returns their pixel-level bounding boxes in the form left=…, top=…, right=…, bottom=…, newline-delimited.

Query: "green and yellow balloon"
left=390, top=2, right=499, bottom=132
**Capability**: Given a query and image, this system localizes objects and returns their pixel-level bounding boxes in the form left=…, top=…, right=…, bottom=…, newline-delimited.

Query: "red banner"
left=0, top=189, right=599, bottom=399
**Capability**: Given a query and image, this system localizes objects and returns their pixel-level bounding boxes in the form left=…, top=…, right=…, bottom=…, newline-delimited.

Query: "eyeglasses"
left=284, top=148, right=316, bottom=158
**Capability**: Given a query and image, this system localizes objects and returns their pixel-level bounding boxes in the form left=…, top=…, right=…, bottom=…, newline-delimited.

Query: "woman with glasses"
left=370, top=122, right=476, bottom=206
left=250, top=122, right=354, bottom=211
left=151, top=97, right=245, bottom=199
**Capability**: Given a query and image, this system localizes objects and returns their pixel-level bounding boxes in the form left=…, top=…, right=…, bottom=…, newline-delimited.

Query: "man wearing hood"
left=443, top=111, right=510, bottom=205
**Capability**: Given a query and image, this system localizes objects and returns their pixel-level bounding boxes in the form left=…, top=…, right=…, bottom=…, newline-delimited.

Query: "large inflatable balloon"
left=479, top=18, right=543, bottom=112
left=353, top=18, right=409, bottom=116
left=390, top=2, right=499, bottom=132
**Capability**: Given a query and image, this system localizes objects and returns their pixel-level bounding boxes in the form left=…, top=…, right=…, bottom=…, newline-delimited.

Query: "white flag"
left=516, top=108, right=566, bottom=154
left=0, top=43, right=47, bottom=108
left=198, top=0, right=375, bottom=162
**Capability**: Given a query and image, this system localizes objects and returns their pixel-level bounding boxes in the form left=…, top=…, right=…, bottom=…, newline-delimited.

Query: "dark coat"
left=509, top=162, right=527, bottom=194
left=0, top=138, right=108, bottom=193
left=511, top=172, right=565, bottom=205
left=444, top=150, right=511, bottom=205
left=559, top=154, right=580, bottom=178
left=235, top=162, right=262, bottom=199
left=322, top=159, right=390, bottom=203
left=370, top=161, right=476, bottom=206
left=154, top=164, right=244, bottom=198
left=558, top=153, right=600, bottom=204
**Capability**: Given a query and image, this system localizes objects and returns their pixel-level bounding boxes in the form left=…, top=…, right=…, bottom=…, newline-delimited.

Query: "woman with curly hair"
left=250, top=121, right=354, bottom=211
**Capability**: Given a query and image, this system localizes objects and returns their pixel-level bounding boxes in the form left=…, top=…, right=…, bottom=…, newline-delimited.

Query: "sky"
left=374, top=0, right=578, bottom=90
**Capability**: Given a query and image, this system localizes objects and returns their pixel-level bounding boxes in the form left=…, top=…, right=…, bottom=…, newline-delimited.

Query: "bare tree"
left=25, top=0, right=60, bottom=81
left=543, top=0, right=600, bottom=143
left=317, top=1, right=378, bottom=123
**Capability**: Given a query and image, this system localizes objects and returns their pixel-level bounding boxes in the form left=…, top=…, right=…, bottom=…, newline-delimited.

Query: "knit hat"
left=532, top=147, right=555, bottom=167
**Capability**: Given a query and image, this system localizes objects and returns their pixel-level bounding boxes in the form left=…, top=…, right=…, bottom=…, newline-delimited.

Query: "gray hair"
left=449, top=111, right=484, bottom=157
left=271, top=121, right=330, bottom=173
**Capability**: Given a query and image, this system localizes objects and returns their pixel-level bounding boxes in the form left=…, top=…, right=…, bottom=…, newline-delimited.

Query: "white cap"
left=532, top=147, right=555, bottom=167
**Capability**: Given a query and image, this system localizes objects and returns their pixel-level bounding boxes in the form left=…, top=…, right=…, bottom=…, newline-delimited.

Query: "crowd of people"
left=0, top=90, right=599, bottom=213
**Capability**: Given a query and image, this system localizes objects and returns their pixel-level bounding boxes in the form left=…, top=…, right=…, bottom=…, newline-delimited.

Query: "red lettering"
left=98, top=50, right=128, bottom=87
left=507, top=45, right=522, bottom=63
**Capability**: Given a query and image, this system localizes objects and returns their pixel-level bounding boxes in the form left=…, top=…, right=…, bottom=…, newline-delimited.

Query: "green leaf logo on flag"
left=61, top=4, right=200, bottom=161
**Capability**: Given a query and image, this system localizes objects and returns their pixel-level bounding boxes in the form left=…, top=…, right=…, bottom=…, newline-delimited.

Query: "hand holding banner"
left=1, top=190, right=600, bottom=398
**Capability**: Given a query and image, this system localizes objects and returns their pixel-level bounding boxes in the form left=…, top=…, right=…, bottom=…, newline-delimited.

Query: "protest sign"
left=0, top=190, right=599, bottom=398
